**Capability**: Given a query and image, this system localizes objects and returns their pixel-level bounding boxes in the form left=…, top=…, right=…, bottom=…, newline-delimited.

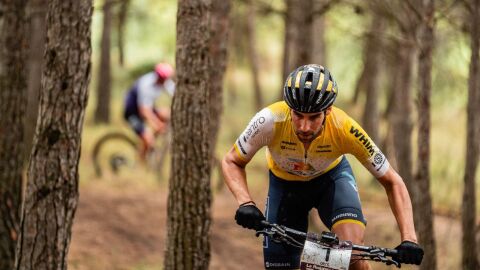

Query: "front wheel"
left=92, top=131, right=139, bottom=178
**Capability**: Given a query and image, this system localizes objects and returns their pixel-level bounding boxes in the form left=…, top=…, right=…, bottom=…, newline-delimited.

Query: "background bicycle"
left=91, top=129, right=225, bottom=191
left=91, top=129, right=171, bottom=180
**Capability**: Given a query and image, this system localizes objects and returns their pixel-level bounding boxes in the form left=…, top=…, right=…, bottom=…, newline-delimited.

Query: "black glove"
left=234, top=203, right=265, bottom=230
left=393, top=241, right=424, bottom=265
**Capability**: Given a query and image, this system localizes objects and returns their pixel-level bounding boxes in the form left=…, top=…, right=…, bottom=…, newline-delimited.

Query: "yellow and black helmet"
left=283, top=64, right=338, bottom=113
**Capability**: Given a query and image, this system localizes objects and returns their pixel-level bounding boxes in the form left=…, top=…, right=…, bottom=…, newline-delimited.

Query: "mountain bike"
left=91, top=129, right=225, bottom=190
left=256, top=221, right=400, bottom=269
left=91, top=129, right=171, bottom=180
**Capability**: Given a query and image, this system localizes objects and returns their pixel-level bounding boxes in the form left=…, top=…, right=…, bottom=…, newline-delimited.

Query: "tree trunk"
left=289, top=0, right=313, bottom=68
left=24, top=0, right=47, bottom=161
left=15, top=1, right=93, bottom=269
left=312, top=2, right=327, bottom=66
left=462, top=0, right=480, bottom=268
left=391, top=42, right=415, bottom=191
left=245, top=0, right=263, bottom=111
left=209, top=0, right=230, bottom=150
left=361, top=13, right=384, bottom=143
left=164, top=0, right=213, bottom=269
left=117, top=0, right=130, bottom=66
left=282, top=0, right=292, bottom=81
left=94, top=0, right=113, bottom=124
left=280, top=0, right=313, bottom=100
left=0, top=0, right=28, bottom=268
left=415, top=1, right=437, bottom=269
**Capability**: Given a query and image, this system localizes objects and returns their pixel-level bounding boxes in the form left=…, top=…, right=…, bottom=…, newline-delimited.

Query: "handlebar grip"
left=384, top=248, right=398, bottom=256
left=260, top=220, right=271, bottom=228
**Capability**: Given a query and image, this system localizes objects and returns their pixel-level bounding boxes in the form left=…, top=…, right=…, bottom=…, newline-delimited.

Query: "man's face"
left=156, top=76, right=166, bottom=85
left=290, top=108, right=331, bottom=143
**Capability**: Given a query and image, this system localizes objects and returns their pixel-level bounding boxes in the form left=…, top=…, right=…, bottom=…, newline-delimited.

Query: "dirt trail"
left=69, top=182, right=464, bottom=270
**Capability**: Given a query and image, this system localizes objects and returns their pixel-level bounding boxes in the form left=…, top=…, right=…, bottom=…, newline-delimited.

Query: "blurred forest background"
left=1, top=0, right=479, bottom=269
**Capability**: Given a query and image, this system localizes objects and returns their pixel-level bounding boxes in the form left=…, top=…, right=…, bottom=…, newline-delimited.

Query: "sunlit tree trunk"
left=164, top=0, right=213, bottom=269
left=245, top=0, right=263, bottom=111
left=415, top=1, right=437, bottom=269
left=462, top=0, right=480, bottom=268
left=0, top=0, right=28, bottom=268
left=24, top=0, right=47, bottom=160
left=94, top=0, right=113, bottom=124
left=117, top=0, right=130, bottom=66
left=15, top=1, right=93, bottom=269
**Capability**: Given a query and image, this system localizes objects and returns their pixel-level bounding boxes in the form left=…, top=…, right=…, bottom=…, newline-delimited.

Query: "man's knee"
left=331, top=221, right=366, bottom=244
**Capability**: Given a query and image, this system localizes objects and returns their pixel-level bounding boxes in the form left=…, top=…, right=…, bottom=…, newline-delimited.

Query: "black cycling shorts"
left=263, top=156, right=367, bottom=269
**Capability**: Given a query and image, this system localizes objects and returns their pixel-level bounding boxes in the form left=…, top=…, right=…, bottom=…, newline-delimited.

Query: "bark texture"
left=164, top=0, right=213, bottom=269
left=15, top=1, right=93, bottom=269
left=94, top=0, right=113, bottom=124
left=0, top=0, right=28, bottom=268
left=415, top=1, right=437, bottom=269
left=24, top=0, right=47, bottom=160
left=462, top=0, right=480, bottom=268
left=209, top=0, right=230, bottom=150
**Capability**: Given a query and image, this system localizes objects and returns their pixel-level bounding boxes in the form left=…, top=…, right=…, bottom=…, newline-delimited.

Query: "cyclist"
left=123, top=63, right=175, bottom=161
left=221, top=64, right=424, bottom=269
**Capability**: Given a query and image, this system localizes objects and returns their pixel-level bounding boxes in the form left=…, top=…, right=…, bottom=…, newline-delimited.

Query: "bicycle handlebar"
left=256, top=220, right=400, bottom=268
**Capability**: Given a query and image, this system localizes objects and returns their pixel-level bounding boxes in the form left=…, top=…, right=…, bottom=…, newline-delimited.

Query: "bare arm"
left=221, top=147, right=254, bottom=206
left=377, top=167, right=418, bottom=243
left=139, top=106, right=166, bottom=133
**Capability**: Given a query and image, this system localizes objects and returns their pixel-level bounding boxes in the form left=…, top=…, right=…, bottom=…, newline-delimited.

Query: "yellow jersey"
left=233, top=101, right=389, bottom=181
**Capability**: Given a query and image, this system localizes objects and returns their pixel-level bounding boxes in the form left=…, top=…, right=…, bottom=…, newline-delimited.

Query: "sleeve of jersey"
left=163, top=79, right=175, bottom=96
left=233, top=108, right=274, bottom=162
left=343, top=117, right=390, bottom=178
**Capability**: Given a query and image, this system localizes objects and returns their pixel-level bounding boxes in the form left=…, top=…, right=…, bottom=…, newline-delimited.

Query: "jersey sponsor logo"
left=349, top=126, right=375, bottom=156
left=281, top=140, right=297, bottom=146
left=265, top=262, right=291, bottom=268
left=331, top=212, right=358, bottom=223
left=281, top=145, right=296, bottom=151
left=237, top=139, right=247, bottom=155
left=371, top=152, right=386, bottom=171
left=243, top=116, right=266, bottom=142
left=280, top=141, right=296, bottom=151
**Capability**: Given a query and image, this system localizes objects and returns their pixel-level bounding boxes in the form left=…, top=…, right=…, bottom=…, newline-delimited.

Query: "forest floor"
left=68, top=178, right=472, bottom=270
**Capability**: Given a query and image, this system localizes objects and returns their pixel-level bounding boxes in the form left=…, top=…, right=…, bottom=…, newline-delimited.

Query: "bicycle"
left=91, top=129, right=171, bottom=180
left=91, top=129, right=225, bottom=190
left=255, top=221, right=400, bottom=269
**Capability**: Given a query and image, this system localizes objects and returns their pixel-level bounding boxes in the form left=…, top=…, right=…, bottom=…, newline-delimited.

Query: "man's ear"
left=325, top=106, right=333, bottom=115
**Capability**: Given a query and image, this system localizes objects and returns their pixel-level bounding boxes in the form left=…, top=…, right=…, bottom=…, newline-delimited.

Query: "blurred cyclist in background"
left=123, top=63, right=175, bottom=161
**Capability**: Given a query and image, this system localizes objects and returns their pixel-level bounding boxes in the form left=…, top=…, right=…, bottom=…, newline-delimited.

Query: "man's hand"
left=153, top=121, right=167, bottom=135
left=234, top=204, right=265, bottom=230
left=393, top=241, right=424, bottom=265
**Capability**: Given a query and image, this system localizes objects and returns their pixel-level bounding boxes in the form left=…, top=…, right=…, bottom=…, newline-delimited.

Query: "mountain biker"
left=123, top=63, right=175, bottom=161
left=221, top=64, right=424, bottom=270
